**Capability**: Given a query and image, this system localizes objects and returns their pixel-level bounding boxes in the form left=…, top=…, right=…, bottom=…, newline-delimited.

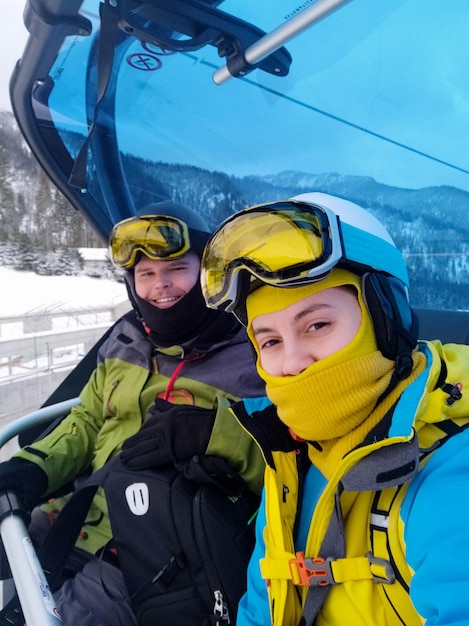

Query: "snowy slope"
left=0, top=267, right=127, bottom=317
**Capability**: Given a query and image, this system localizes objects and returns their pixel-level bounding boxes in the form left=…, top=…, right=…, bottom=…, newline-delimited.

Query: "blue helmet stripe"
left=341, top=222, right=409, bottom=286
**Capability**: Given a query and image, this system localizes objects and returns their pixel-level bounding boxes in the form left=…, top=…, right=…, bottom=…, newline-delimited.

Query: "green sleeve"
left=15, top=364, right=107, bottom=494
left=206, top=396, right=265, bottom=495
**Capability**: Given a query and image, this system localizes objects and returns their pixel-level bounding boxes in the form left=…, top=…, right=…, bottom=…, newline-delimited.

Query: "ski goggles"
left=109, top=215, right=191, bottom=268
left=201, top=200, right=343, bottom=313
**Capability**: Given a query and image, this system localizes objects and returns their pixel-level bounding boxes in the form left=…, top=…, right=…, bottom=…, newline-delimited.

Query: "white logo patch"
left=125, top=482, right=150, bottom=515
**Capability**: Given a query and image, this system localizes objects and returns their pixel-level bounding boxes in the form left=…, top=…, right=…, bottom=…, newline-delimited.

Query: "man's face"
left=251, top=286, right=362, bottom=376
left=134, top=251, right=200, bottom=309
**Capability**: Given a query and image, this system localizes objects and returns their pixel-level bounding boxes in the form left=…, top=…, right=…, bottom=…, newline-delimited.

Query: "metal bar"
left=0, top=514, right=62, bottom=625
left=213, top=0, right=353, bottom=84
left=0, top=400, right=82, bottom=622
left=0, top=325, right=111, bottom=362
left=0, top=398, right=81, bottom=449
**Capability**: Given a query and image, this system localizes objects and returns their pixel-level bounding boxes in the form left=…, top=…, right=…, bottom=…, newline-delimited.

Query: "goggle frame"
left=201, top=200, right=344, bottom=315
left=109, top=214, right=191, bottom=269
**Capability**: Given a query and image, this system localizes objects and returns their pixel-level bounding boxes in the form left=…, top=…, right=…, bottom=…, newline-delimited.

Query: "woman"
left=200, top=192, right=469, bottom=625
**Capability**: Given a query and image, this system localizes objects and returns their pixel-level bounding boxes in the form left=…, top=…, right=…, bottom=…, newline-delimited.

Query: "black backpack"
left=38, top=454, right=259, bottom=625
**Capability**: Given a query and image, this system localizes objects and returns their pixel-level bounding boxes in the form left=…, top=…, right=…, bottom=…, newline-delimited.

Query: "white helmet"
left=201, top=192, right=419, bottom=379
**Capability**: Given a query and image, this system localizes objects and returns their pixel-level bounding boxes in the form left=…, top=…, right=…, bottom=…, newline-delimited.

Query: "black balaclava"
left=123, top=201, right=241, bottom=349
left=125, top=270, right=240, bottom=348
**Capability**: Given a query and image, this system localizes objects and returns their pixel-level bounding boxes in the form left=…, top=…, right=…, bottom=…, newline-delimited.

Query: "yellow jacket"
left=235, top=341, right=469, bottom=625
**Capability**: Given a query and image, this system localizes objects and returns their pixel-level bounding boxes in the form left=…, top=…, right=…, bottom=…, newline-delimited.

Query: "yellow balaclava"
left=246, top=268, right=425, bottom=475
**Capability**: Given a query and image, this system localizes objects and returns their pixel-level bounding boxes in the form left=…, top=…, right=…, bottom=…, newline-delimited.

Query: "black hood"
left=124, top=272, right=240, bottom=350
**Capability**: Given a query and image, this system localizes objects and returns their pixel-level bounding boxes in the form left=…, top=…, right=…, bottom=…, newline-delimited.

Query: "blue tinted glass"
left=16, top=0, right=469, bottom=310
left=45, top=0, right=469, bottom=190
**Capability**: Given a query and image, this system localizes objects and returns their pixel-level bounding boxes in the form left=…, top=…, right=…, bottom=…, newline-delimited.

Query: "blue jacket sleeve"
left=401, top=427, right=469, bottom=624
left=237, top=487, right=272, bottom=626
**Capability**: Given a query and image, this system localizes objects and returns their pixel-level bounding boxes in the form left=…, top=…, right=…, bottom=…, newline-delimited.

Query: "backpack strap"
left=368, top=416, right=469, bottom=624
left=297, top=416, right=469, bottom=625
left=433, top=358, right=463, bottom=407
left=369, top=483, right=417, bottom=622
left=38, top=459, right=118, bottom=589
left=297, top=489, right=344, bottom=626
left=297, top=357, right=466, bottom=625
left=296, top=431, right=420, bottom=626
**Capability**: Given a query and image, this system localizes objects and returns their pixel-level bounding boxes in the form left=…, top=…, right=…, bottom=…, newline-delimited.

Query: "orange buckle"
left=289, top=552, right=336, bottom=587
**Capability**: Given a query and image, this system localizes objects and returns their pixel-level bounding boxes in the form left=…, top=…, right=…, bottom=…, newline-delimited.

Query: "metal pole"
left=0, top=511, right=62, bottom=625
left=0, top=398, right=81, bottom=449
left=0, top=401, right=82, bottom=624
left=213, top=0, right=353, bottom=85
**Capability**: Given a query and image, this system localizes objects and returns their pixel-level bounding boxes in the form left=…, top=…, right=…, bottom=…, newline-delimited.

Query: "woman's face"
left=134, top=251, right=200, bottom=309
left=251, top=287, right=362, bottom=376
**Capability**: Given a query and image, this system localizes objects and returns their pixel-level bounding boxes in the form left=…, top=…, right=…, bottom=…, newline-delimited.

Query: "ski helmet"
left=201, top=192, right=419, bottom=378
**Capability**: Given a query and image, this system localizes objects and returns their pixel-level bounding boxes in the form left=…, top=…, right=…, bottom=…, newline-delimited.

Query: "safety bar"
left=0, top=504, right=62, bottom=625
left=0, top=398, right=81, bottom=450
left=213, top=0, right=353, bottom=84
left=0, top=399, right=81, bottom=625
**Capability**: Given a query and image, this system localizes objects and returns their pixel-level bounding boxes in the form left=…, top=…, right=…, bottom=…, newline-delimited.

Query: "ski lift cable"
left=199, top=54, right=469, bottom=177
left=210, top=0, right=469, bottom=175
left=213, top=0, right=353, bottom=84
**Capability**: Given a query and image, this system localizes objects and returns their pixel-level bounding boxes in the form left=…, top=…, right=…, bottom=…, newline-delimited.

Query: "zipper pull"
left=213, top=590, right=230, bottom=623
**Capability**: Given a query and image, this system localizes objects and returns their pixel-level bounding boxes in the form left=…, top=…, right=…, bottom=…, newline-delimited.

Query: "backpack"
left=38, top=454, right=260, bottom=625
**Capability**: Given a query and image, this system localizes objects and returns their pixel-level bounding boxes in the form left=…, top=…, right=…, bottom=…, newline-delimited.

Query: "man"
left=0, top=201, right=265, bottom=624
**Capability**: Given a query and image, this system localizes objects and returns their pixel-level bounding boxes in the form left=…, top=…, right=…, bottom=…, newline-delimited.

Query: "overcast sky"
left=1, top=2, right=29, bottom=112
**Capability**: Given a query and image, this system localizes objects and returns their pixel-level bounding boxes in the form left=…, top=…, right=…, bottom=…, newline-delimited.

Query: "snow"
left=0, top=267, right=127, bottom=317
left=77, top=247, right=110, bottom=261
left=0, top=267, right=129, bottom=382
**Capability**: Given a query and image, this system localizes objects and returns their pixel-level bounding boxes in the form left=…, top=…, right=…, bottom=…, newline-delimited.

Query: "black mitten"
left=234, top=403, right=302, bottom=468
left=121, top=398, right=216, bottom=469
left=0, top=458, right=48, bottom=511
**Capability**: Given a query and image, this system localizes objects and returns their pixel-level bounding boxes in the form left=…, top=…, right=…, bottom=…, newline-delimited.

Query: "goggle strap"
left=232, top=271, right=252, bottom=326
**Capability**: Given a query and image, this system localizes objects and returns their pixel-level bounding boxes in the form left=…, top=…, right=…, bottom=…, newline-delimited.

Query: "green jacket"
left=18, top=312, right=266, bottom=553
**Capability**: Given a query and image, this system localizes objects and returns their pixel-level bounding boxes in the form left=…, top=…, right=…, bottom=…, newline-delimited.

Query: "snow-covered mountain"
left=1, top=110, right=468, bottom=311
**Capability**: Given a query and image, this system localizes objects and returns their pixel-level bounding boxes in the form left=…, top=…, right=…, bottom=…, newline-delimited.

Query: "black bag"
left=38, top=455, right=259, bottom=626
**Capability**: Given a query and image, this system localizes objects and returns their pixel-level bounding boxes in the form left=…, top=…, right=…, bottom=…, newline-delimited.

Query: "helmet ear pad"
left=362, top=272, right=419, bottom=379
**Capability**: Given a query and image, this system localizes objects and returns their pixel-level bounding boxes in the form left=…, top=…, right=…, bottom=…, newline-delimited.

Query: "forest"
left=1, top=110, right=468, bottom=310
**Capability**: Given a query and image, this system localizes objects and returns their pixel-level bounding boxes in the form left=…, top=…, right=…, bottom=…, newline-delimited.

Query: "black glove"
left=0, top=458, right=48, bottom=511
left=180, top=455, right=247, bottom=496
left=120, top=398, right=216, bottom=470
left=235, top=403, right=303, bottom=468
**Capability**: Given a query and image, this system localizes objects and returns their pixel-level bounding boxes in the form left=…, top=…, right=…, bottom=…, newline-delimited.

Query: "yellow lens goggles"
left=109, top=215, right=191, bottom=268
left=201, top=201, right=343, bottom=312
